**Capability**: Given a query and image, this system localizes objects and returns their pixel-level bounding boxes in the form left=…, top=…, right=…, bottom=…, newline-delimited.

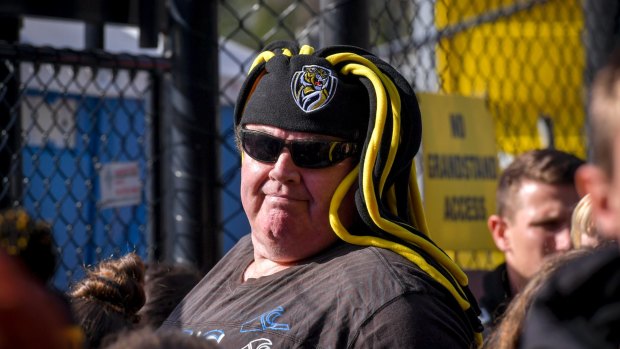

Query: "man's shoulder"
left=329, top=246, right=477, bottom=348
left=478, top=262, right=511, bottom=328
left=480, top=262, right=508, bottom=287
left=320, top=243, right=451, bottom=295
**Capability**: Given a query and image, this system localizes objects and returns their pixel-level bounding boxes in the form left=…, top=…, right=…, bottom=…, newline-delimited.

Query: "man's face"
left=240, top=124, right=357, bottom=263
left=496, top=180, right=579, bottom=281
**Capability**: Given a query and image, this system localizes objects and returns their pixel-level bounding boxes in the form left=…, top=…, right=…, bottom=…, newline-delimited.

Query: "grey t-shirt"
left=161, top=235, right=475, bottom=348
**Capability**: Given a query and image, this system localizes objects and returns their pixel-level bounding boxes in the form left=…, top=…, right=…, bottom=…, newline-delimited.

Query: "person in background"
left=519, top=47, right=620, bottom=349
left=0, top=208, right=58, bottom=284
left=479, top=149, right=583, bottom=332
left=69, top=252, right=145, bottom=349
left=138, top=262, right=202, bottom=328
left=161, top=41, right=483, bottom=348
left=481, top=248, right=591, bottom=349
left=0, top=248, right=82, bottom=349
left=0, top=208, right=84, bottom=349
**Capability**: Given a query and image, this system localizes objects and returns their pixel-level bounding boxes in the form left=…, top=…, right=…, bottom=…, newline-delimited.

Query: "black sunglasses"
left=239, top=129, right=359, bottom=169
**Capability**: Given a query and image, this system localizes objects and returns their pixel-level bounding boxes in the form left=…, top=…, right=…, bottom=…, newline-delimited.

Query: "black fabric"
left=520, top=245, right=620, bottom=349
left=237, top=53, right=369, bottom=141
left=235, top=42, right=423, bottom=155
left=313, top=44, right=423, bottom=163
left=478, top=263, right=513, bottom=333
left=161, top=235, right=476, bottom=348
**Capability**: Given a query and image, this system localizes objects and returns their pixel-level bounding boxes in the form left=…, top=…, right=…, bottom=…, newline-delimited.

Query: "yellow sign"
left=418, top=93, right=498, bottom=251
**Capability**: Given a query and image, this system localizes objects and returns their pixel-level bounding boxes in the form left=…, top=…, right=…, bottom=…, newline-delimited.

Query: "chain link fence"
left=0, top=43, right=169, bottom=289
left=1, top=0, right=617, bottom=289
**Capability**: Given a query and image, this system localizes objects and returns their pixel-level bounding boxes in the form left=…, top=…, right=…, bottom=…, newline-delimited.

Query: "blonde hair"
left=570, top=194, right=597, bottom=248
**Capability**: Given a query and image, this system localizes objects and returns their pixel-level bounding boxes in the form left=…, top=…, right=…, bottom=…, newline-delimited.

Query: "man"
left=162, top=42, right=482, bottom=347
left=479, top=149, right=583, bottom=330
left=519, top=49, right=620, bottom=348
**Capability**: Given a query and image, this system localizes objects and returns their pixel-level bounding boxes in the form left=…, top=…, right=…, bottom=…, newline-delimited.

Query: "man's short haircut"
left=589, top=48, right=620, bottom=177
left=496, top=149, right=584, bottom=218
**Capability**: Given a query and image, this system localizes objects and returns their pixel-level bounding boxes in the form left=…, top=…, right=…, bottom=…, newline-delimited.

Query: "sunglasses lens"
left=241, top=129, right=357, bottom=168
left=241, top=131, right=282, bottom=163
left=291, top=142, right=333, bottom=168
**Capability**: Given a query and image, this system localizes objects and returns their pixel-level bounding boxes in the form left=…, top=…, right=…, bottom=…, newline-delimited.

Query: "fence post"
left=319, top=0, right=369, bottom=49
left=0, top=15, right=21, bottom=210
left=163, top=0, right=220, bottom=271
left=148, top=69, right=164, bottom=263
left=85, top=23, right=104, bottom=50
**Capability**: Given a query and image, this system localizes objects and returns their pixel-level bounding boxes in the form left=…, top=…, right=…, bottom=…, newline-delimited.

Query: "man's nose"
left=269, top=148, right=301, bottom=183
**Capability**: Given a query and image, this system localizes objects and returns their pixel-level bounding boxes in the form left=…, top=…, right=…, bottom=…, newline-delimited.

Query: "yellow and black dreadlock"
left=238, top=42, right=483, bottom=345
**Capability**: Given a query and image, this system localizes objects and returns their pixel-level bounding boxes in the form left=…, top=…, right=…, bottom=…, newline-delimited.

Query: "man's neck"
left=243, top=257, right=294, bottom=282
left=505, top=265, right=528, bottom=296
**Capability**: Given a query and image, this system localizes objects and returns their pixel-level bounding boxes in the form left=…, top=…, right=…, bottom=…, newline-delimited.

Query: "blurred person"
left=69, top=252, right=145, bottom=349
left=0, top=207, right=84, bottom=349
left=0, top=250, right=82, bottom=349
left=161, top=41, right=483, bottom=348
left=0, top=207, right=58, bottom=284
left=138, top=262, right=202, bottom=328
left=481, top=248, right=591, bottom=349
left=479, top=149, right=583, bottom=331
left=570, top=193, right=608, bottom=248
left=103, top=327, right=218, bottom=349
left=519, top=48, right=620, bottom=349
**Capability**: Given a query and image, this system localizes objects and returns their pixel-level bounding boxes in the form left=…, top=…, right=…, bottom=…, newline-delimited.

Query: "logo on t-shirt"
left=241, top=306, right=290, bottom=332
left=242, top=338, right=273, bottom=349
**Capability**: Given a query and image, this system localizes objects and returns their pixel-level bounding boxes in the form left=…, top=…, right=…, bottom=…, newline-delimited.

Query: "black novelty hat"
left=235, top=45, right=369, bottom=141
left=232, top=42, right=483, bottom=343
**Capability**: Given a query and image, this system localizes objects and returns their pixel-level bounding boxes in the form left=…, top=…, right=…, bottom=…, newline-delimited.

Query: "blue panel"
left=21, top=90, right=148, bottom=290
left=219, top=106, right=250, bottom=253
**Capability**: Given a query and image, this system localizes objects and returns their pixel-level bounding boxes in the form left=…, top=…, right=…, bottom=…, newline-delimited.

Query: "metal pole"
left=163, top=0, right=220, bottom=272
left=0, top=15, right=21, bottom=210
left=138, top=0, right=163, bottom=48
left=320, top=0, right=369, bottom=49
left=148, top=70, right=164, bottom=262
left=85, top=22, right=104, bottom=50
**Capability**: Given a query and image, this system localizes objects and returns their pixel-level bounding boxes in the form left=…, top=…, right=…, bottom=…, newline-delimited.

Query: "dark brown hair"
left=70, top=253, right=145, bottom=349
left=138, top=262, right=202, bottom=328
left=496, top=149, right=583, bottom=218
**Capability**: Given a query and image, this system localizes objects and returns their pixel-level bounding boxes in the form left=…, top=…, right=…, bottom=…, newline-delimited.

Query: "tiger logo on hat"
left=291, top=65, right=338, bottom=113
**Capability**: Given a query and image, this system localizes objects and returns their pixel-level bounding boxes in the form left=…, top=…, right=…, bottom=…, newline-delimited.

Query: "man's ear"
left=576, top=165, right=616, bottom=236
left=488, top=214, right=509, bottom=252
